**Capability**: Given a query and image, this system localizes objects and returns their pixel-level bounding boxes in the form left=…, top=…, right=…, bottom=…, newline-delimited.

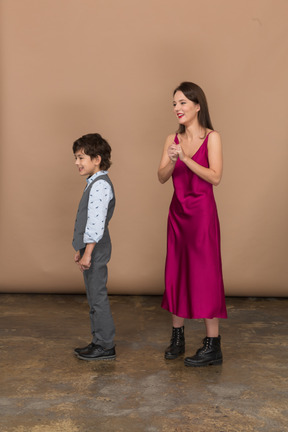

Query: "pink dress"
left=161, top=132, right=227, bottom=319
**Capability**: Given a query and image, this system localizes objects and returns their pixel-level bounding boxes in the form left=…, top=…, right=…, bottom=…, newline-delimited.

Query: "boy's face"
left=74, top=149, right=101, bottom=177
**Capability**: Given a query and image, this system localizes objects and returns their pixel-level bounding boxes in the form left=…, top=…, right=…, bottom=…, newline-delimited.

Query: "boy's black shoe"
left=74, top=342, right=95, bottom=355
left=77, top=345, right=116, bottom=361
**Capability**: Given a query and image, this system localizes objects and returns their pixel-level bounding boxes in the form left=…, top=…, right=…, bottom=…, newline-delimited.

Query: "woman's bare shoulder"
left=166, top=132, right=177, bottom=140
left=163, top=132, right=177, bottom=147
left=207, top=130, right=222, bottom=153
left=207, top=130, right=221, bottom=142
left=207, top=129, right=220, bottom=137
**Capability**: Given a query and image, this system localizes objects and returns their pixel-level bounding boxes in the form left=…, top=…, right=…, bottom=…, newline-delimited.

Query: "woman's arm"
left=177, top=131, right=223, bottom=186
left=158, top=134, right=178, bottom=184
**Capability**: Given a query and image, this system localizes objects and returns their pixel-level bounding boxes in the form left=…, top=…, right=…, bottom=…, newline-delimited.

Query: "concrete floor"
left=0, top=294, right=287, bottom=432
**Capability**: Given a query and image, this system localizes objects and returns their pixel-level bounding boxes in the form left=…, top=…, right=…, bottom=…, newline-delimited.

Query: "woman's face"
left=173, top=91, right=200, bottom=126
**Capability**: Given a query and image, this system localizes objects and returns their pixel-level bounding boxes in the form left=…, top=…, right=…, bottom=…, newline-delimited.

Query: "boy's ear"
left=93, top=155, right=102, bottom=165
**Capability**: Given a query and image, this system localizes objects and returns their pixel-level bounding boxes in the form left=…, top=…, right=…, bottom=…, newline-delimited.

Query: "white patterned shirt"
left=83, top=171, right=113, bottom=244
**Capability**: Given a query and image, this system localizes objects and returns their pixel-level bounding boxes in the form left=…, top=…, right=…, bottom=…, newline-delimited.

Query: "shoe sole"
left=76, top=354, right=116, bottom=361
left=165, top=350, right=185, bottom=360
left=184, top=358, right=223, bottom=367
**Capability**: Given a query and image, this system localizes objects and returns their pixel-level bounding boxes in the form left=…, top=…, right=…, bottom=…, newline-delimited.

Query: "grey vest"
left=72, top=174, right=115, bottom=251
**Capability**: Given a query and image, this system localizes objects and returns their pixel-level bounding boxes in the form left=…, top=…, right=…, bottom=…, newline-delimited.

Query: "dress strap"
left=206, top=130, right=214, bottom=139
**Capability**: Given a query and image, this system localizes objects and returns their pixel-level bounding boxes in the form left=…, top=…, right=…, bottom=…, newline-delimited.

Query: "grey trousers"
left=81, top=242, right=115, bottom=349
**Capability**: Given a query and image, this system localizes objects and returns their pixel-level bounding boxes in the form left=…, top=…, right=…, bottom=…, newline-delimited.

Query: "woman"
left=158, top=82, right=227, bottom=367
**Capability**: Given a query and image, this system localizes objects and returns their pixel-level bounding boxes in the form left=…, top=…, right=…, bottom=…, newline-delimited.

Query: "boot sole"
left=165, top=350, right=185, bottom=360
left=184, top=358, right=223, bottom=367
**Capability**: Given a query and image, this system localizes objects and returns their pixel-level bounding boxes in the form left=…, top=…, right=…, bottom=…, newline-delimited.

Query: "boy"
left=72, top=133, right=116, bottom=361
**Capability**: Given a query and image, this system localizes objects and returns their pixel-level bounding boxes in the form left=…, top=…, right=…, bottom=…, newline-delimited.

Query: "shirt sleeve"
left=83, top=180, right=113, bottom=244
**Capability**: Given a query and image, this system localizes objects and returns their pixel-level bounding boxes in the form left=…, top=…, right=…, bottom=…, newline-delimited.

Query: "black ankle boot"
left=165, top=326, right=185, bottom=359
left=184, top=336, right=223, bottom=367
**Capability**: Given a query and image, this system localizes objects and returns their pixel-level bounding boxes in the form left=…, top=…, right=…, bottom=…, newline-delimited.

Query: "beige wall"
left=1, top=0, right=287, bottom=296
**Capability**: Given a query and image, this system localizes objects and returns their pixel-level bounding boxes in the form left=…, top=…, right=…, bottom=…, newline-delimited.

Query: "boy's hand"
left=74, top=243, right=95, bottom=272
left=74, top=251, right=84, bottom=272
left=74, top=251, right=81, bottom=263
left=79, top=254, right=91, bottom=272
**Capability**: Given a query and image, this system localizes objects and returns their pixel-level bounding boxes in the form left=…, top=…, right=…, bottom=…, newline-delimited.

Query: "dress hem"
left=161, top=304, right=228, bottom=320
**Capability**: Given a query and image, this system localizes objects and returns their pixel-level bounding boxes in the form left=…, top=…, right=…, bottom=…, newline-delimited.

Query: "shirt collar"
left=86, top=170, right=108, bottom=186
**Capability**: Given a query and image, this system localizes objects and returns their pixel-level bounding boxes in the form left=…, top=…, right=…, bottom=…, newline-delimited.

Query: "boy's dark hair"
left=73, top=133, right=112, bottom=170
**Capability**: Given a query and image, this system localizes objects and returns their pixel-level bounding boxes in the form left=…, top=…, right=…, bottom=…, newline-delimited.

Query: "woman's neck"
left=184, top=122, right=205, bottom=141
